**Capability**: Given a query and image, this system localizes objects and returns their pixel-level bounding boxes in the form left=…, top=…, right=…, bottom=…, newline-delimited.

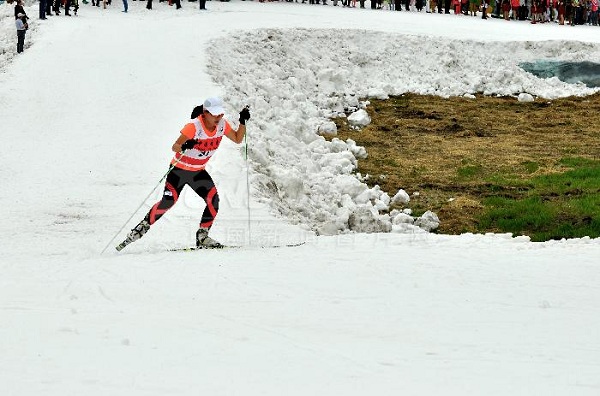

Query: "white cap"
left=203, top=97, right=225, bottom=116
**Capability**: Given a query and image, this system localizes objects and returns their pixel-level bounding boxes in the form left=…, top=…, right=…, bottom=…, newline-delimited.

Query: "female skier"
left=116, top=97, right=251, bottom=251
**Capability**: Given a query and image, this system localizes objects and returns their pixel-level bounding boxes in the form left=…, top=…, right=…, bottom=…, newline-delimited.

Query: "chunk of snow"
left=518, top=93, right=535, bottom=102
left=318, top=121, right=338, bottom=137
left=392, top=189, right=410, bottom=205
left=347, top=109, right=371, bottom=127
left=414, top=210, right=440, bottom=231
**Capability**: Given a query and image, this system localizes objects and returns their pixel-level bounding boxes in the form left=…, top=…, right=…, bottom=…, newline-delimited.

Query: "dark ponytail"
left=190, top=105, right=203, bottom=119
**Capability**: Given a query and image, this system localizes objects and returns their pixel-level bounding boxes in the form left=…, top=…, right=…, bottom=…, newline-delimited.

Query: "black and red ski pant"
left=145, top=167, right=219, bottom=229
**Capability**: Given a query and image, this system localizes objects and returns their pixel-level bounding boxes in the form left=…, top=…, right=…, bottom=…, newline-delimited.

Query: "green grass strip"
left=477, top=157, right=600, bottom=241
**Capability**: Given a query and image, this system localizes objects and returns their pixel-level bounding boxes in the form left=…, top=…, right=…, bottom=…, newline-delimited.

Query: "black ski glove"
left=181, top=139, right=197, bottom=152
left=239, top=107, right=251, bottom=125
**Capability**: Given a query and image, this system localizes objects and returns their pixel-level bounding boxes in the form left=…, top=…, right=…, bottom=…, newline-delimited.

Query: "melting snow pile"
left=209, top=28, right=600, bottom=235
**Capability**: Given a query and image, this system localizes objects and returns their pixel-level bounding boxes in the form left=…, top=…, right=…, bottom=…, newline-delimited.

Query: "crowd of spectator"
left=6, top=0, right=599, bottom=24
left=261, top=0, right=599, bottom=26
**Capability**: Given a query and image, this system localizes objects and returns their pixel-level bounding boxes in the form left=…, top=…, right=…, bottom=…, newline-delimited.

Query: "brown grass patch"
left=333, top=93, right=600, bottom=234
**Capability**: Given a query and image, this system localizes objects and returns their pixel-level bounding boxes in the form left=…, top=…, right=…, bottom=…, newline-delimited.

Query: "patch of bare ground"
left=333, top=93, right=600, bottom=234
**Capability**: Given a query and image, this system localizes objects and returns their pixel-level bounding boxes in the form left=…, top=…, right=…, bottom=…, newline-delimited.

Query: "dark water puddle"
left=519, top=60, right=600, bottom=88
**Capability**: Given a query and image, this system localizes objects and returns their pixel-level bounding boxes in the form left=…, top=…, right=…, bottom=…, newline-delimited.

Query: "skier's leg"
left=190, top=170, right=222, bottom=248
left=188, top=170, right=219, bottom=229
left=147, top=181, right=181, bottom=225
left=116, top=168, right=186, bottom=251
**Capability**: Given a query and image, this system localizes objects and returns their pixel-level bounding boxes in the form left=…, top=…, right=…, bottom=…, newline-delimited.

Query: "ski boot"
left=196, top=228, right=223, bottom=249
left=116, top=217, right=151, bottom=251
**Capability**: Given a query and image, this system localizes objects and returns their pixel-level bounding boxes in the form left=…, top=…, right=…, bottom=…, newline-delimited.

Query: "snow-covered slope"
left=1, top=2, right=599, bottom=395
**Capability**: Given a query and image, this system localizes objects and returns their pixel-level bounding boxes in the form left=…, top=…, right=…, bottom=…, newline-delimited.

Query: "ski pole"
left=244, top=131, right=252, bottom=247
left=100, top=161, right=178, bottom=255
left=239, top=105, right=252, bottom=247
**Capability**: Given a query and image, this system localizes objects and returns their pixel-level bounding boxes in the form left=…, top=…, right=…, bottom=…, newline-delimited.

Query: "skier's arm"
left=172, top=134, right=190, bottom=153
left=225, top=106, right=251, bottom=144
left=225, top=124, right=246, bottom=144
left=173, top=123, right=197, bottom=152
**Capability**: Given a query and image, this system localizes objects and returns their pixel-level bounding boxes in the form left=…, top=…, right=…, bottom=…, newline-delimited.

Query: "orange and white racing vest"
left=171, top=116, right=232, bottom=171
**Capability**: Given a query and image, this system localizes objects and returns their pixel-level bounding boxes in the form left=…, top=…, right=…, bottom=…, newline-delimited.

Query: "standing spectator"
left=572, top=0, right=580, bottom=23
left=494, top=0, right=502, bottom=15
left=16, top=13, right=27, bottom=54
left=531, top=0, right=540, bottom=21
left=39, top=0, right=48, bottom=19
left=591, top=0, right=598, bottom=24
left=502, top=0, right=511, bottom=17
left=469, top=0, right=479, bottom=14
left=482, top=0, right=489, bottom=16
left=64, top=0, right=73, bottom=15
left=123, top=0, right=128, bottom=11
left=510, top=0, right=520, bottom=17
left=463, top=0, right=469, bottom=12
left=552, top=0, right=560, bottom=19
left=453, top=0, right=460, bottom=12
left=14, top=0, right=26, bottom=19
left=199, top=0, right=206, bottom=8
left=557, top=0, right=565, bottom=22
left=558, top=0, right=566, bottom=21
left=52, top=0, right=60, bottom=14
left=527, top=0, right=532, bottom=19
left=565, top=0, right=572, bottom=23
left=576, top=0, right=583, bottom=23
